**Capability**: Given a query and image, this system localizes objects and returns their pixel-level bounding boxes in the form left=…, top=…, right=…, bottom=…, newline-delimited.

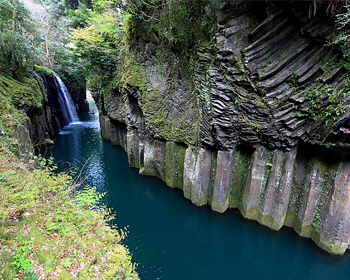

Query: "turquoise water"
left=47, top=108, right=350, bottom=280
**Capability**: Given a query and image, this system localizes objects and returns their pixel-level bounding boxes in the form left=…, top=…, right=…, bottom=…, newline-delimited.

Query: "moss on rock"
left=165, top=142, right=187, bottom=189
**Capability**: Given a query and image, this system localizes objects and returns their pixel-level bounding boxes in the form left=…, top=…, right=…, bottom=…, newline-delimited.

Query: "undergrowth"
left=0, top=153, right=138, bottom=279
left=0, top=154, right=138, bottom=279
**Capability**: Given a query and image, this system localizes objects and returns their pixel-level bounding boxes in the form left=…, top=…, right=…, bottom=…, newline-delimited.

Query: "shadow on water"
left=47, top=106, right=350, bottom=280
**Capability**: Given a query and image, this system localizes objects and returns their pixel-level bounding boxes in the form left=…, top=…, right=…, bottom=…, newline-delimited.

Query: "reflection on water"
left=47, top=99, right=350, bottom=280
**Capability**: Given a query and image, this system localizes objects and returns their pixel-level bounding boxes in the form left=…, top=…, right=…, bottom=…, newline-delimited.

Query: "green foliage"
left=71, top=0, right=128, bottom=91
left=126, top=0, right=216, bottom=54
left=0, top=151, right=138, bottom=279
left=0, top=71, right=45, bottom=114
left=68, top=3, right=92, bottom=28
left=309, top=0, right=348, bottom=17
left=34, top=65, right=58, bottom=76
left=0, top=0, right=37, bottom=71
left=36, top=0, right=65, bottom=17
left=0, top=68, right=137, bottom=277
left=72, top=0, right=216, bottom=90
left=11, top=239, right=38, bottom=280
left=332, top=5, right=350, bottom=58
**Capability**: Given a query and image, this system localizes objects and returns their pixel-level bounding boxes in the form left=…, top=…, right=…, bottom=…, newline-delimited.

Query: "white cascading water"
left=54, top=74, right=78, bottom=126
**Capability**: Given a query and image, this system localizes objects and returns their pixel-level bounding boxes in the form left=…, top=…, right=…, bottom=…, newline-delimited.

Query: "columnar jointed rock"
left=211, top=150, right=235, bottom=213
left=95, top=1, right=350, bottom=255
left=126, top=128, right=142, bottom=168
left=100, top=116, right=111, bottom=141
left=139, top=139, right=166, bottom=179
left=99, top=117, right=350, bottom=254
left=165, top=142, right=187, bottom=189
left=319, top=161, right=350, bottom=254
left=183, top=147, right=214, bottom=206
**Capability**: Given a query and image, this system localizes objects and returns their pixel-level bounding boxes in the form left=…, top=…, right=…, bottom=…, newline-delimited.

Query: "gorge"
left=49, top=100, right=350, bottom=280
left=92, top=0, right=350, bottom=255
left=3, top=0, right=350, bottom=277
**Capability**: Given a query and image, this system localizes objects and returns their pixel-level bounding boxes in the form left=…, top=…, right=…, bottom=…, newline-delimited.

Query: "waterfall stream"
left=53, top=75, right=78, bottom=128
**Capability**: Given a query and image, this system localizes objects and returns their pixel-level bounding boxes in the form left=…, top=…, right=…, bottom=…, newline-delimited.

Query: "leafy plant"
left=125, top=0, right=216, bottom=54
left=0, top=153, right=138, bottom=279
left=11, top=239, right=38, bottom=280
left=0, top=0, right=38, bottom=71
left=71, top=1, right=126, bottom=90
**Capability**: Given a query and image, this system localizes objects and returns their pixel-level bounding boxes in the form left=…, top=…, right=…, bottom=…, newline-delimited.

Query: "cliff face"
left=0, top=71, right=56, bottom=161
left=95, top=1, right=350, bottom=254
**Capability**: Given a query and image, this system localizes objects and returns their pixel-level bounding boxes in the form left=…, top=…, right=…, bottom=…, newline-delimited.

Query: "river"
left=46, top=99, right=350, bottom=280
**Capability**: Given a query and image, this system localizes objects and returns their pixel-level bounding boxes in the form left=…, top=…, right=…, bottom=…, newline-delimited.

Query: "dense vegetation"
left=0, top=155, right=137, bottom=279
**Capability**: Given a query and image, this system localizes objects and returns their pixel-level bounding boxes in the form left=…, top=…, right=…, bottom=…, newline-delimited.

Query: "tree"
left=71, top=0, right=126, bottom=86
left=0, top=0, right=37, bottom=71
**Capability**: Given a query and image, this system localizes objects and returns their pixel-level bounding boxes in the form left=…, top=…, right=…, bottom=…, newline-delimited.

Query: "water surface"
left=47, top=104, right=350, bottom=280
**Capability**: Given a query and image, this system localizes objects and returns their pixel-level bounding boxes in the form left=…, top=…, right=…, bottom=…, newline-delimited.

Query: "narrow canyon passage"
left=44, top=100, right=350, bottom=280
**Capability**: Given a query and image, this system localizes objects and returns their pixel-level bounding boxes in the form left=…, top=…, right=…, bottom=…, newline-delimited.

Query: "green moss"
left=125, top=129, right=140, bottom=168
left=0, top=71, right=48, bottom=158
left=196, top=195, right=209, bottom=207
left=309, top=232, right=345, bottom=255
left=283, top=209, right=297, bottom=231
left=211, top=201, right=224, bottom=213
left=259, top=213, right=283, bottom=231
left=0, top=71, right=45, bottom=114
left=283, top=212, right=317, bottom=239
left=139, top=163, right=161, bottom=178
left=183, top=190, right=191, bottom=200
left=165, top=142, right=186, bottom=189
left=236, top=30, right=243, bottom=40
left=34, top=65, right=58, bottom=76
left=259, top=150, right=273, bottom=205
left=328, top=240, right=344, bottom=255
left=243, top=206, right=282, bottom=231
left=122, top=55, right=146, bottom=92
left=211, top=197, right=230, bottom=213
left=229, top=150, right=252, bottom=210
left=139, top=63, right=199, bottom=144
left=209, top=151, right=217, bottom=202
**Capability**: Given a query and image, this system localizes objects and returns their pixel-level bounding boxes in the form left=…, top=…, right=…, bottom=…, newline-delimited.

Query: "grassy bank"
left=0, top=155, right=138, bottom=279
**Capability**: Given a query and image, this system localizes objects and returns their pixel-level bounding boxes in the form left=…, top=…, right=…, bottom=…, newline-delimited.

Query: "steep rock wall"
left=96, top=1, right=350, bottom=255
left=0, top=71, right=55, bottom=161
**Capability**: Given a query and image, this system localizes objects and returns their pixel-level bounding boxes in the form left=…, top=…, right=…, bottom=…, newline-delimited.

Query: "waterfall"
left=53, top=74, right=78, bottom=127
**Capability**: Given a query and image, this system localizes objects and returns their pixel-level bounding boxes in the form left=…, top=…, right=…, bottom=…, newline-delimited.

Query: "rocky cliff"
left=95, top=1, right=350, bottom=255
left=0, top=71, right=55, bottom=162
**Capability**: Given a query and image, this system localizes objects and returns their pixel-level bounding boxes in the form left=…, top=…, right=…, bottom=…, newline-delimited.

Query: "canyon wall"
left=95, top=1, right=350, bottom=255
left=0, top=71, right=56, bottom=162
